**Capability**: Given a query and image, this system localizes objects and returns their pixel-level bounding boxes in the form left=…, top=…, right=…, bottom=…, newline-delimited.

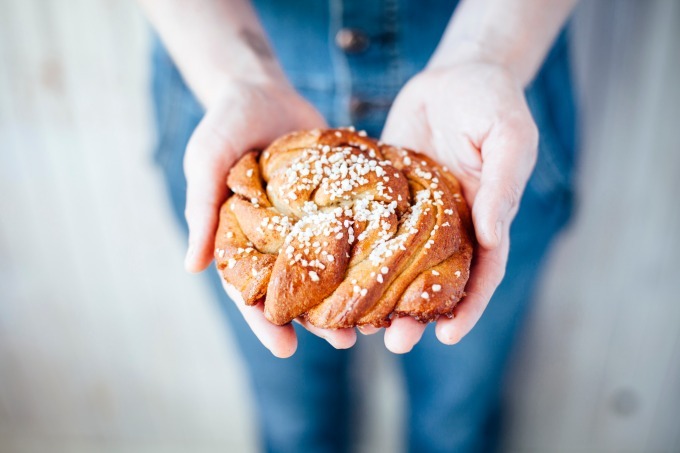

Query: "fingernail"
left=437, top=326, right=458, bottom=345
left=358, top=326, right=374, bottom=335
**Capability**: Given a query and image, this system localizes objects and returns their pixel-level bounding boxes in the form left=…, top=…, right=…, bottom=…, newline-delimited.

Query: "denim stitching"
left=329, top=0, right=352, bottom=126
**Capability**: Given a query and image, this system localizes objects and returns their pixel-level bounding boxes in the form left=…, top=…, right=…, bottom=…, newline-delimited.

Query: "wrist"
left=189, top=27, right=289, bottom=108
left=202, top=68, right=291, bottom=110
left=427, top=39, right=528, bottom=87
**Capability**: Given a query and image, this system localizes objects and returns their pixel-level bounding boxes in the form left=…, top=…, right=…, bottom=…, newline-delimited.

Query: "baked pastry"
left=215, top=128, right=474, bottom=328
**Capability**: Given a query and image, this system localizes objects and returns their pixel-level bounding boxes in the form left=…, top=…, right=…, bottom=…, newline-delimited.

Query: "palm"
left=183, top=81, right=357, bottom=357
left=380, top=63, right=538, bottom=352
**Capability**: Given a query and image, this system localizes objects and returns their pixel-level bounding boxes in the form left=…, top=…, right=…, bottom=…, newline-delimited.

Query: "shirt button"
left=335, top=28, right=370, bottom=53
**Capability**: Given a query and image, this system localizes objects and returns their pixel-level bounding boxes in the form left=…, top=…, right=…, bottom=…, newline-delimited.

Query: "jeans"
left=150, top=1, right=576, bottom=451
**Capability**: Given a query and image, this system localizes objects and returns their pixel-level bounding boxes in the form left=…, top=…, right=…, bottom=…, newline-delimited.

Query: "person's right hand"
left=183, top=79, right=357, bottom=358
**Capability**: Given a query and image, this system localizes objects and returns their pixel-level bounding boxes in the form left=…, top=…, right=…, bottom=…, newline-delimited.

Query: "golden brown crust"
left=214, top=128, right=474, bottom=328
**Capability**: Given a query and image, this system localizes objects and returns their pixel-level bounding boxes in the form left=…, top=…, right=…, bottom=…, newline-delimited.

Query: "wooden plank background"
left=0, top=0, right=678, bottom=452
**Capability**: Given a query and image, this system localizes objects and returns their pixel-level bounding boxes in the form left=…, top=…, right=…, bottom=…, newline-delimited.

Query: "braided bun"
left=215, top=128, right=473, bottom=328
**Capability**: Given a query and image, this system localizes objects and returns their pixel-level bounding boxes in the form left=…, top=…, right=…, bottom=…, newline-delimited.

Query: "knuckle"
left=502, top=181, right=523, bottom=210
left=184, top=125, right=233, bottom=177
left=485, top=263, right=506, bottom=289
left=501, top=112, right=539, bottom=154
left=493, top=263, right=507, bottom=286
left=471, top=303, right=486, bottom=324
left=183, top=145, right=226, bottom=183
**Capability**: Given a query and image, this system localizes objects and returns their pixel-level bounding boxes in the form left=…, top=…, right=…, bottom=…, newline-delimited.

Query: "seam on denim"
left=286, top=73, right=335, bottom=91
left=526, top=32, right=577, bottom=203
left=525, top=82, right=573, bottom=203
left=151, top=38, right=202, bottom=168
left=328, top=0, right=352, bottom=126
left=537, top=77, right=573, bottom=194
left=151, top=43, right=177, bottom=168
left=383, top=0, right=403, bottom=94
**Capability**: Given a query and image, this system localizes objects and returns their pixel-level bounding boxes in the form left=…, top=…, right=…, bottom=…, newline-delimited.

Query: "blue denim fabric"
left=150, top=1, right=576, bottom=452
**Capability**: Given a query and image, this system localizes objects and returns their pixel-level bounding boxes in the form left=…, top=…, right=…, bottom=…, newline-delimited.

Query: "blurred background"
left=1, top=0, right=678, bottom=452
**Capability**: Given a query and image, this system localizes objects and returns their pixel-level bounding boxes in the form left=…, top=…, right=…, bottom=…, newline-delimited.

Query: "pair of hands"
left=183, top=62, right=538, bottom=358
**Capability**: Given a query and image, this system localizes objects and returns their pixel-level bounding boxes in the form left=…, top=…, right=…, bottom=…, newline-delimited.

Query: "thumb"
left=183, top=114, right=237, bottom=273
left=381, top=85, right=431, bottom=151
left=181, top=88, right=326, bottom=273
left=472, top=118, right=538, bottom=249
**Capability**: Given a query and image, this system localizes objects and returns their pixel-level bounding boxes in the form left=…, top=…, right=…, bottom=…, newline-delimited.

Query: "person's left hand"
left=368, top=62, right=539, bottom=353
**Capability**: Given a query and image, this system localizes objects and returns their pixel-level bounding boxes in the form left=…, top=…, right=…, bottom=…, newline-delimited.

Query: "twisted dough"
left=215, top=128, right=474, bottom=328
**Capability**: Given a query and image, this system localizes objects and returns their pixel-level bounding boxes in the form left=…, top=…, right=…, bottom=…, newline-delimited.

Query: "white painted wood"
left=0, top=1, right=256, bottom=451
left=504, top=1, right=680, bottom=452
left=0, top=0, right=678, bottom=452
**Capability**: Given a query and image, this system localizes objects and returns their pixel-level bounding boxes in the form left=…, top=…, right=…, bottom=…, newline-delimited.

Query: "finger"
left=435, top=232, right=510, bottom=345
left=294, top=318, right=357, bottom=349
left=183, top=114, right=237, bottom=273
left=223, top=281, right=298, bottom=358
left=384, top=316, right=427, bottom=354
left=357, top=325, right=381, bottom=335
left=473, top=116, right=538, bottom=249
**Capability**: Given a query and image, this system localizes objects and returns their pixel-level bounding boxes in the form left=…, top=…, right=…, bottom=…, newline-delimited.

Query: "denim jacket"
left=253, top=0, right=576, bottom=208
left=153, top=0, right=576, bottom=224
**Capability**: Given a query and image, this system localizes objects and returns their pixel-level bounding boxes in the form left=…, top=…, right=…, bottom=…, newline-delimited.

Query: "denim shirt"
left=152, top=0, right=577, bottom=224
left=252, top=0, right=577, bottom=208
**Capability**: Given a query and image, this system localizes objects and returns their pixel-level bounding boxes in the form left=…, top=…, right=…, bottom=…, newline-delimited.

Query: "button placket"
left=349, top=97, right=371, bottom=117
left=329, top=0, right=405, bottom=127
left=335, top=28, right=370, bottom=54
left=328, top=0, right=354, bottom=126
left=383, top=0, right=402, bottom=92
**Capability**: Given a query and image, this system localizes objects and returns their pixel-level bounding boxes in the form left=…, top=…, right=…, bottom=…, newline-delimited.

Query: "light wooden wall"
left=0, top=1, right=255, bottom=452
left=505, top=1, right=680, bottom=451
left=0, top=1, right=678, bottom=452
